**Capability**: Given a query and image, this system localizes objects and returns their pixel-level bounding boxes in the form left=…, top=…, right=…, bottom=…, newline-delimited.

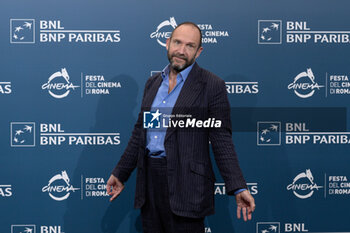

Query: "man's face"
left=166, top=25, right=203, bottom=72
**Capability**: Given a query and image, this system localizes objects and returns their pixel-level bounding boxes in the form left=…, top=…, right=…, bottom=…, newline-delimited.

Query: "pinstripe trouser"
left=141, top=156, right=205, bottom=233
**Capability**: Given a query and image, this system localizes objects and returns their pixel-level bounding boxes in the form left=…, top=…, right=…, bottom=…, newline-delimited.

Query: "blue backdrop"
left=1, top=0, right=350, bottom=232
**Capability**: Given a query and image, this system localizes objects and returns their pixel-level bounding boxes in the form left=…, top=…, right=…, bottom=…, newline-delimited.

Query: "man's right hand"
left=106, top=174, right=125, bottom=202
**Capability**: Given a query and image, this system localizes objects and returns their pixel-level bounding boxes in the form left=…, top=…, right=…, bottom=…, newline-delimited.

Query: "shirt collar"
left=161, top=62, right=195, bottom=81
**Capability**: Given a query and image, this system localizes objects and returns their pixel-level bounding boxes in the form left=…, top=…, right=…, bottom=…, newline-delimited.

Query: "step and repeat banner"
left=1, top=0, right=350, bottom=232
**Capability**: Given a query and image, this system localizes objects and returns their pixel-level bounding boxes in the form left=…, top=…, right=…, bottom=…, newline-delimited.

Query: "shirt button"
left=163, top=101, right=166, bottom=104
left=154, top=136, right=158, bottom=139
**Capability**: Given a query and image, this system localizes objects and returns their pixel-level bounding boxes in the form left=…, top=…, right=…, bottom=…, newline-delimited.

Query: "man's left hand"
left=235, top=190, right=255, bottom=221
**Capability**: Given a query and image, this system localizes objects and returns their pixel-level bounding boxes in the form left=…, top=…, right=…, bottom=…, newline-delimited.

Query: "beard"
left=167, top=51, right=196, bottom=73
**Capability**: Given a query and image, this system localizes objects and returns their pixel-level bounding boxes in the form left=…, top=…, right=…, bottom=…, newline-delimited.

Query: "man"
left=107, top=22, right=255, bottom=233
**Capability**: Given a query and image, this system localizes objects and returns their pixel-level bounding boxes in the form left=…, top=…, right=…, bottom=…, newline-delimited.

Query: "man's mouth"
left=173, top=56, right=186, bottom=61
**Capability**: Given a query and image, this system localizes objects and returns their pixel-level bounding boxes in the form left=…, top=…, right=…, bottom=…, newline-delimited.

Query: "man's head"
left=166, top=22, right=203, bottom=73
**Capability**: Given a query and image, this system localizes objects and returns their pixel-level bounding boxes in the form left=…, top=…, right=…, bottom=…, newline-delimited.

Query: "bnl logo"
left=10, top=19, right=35, bottom=43
left=257, top=122, right=281, bottom=146
left=11, top=225, right=64, bottom=233
left=143, top=109, right=162, bottom=128
left=11, top=225, right=36, bottom=233
left=10, top=122, right=35, bottom=147
left=258, top=20, right=282, bottom=44
left=256, top=222, right=280, bottom=233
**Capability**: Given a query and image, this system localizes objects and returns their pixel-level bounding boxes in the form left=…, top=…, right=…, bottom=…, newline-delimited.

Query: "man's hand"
left=235, top=190, right=255, bottom=221
left=106, top=174, right=125, bottom=202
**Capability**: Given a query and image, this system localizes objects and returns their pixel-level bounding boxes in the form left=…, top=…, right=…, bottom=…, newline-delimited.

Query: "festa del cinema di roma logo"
left=150, top=17, right=229, bottom=47
left=42, top=68, right=79, bottom=99
left=150, top=17, right=177, bottom=47
left=287, top=169, right=323, bottom=199
left=42, top=170, right=79, bottom=201
left=288, top=68, right=324, bottom=98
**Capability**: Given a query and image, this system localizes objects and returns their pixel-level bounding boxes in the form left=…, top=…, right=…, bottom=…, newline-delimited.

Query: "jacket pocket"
left=190, top=162, right=216, bottom=182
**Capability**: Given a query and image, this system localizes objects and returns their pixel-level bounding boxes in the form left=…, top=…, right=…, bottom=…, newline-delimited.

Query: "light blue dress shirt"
left=146, top=63, right=194, bottom=157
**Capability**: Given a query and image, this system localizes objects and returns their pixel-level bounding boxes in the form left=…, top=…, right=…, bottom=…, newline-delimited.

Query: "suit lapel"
left=141, top=73, right=162, bottom=146
left=165, top=63, right=205, bottom=143
left=143, top=73, right=163, bottom=111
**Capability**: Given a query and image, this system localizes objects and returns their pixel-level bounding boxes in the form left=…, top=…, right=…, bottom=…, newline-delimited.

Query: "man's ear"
left=195, top=46, right=203, bottom=59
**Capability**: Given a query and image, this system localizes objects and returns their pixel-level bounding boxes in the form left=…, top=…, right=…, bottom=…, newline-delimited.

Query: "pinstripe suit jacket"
left=112, top=63, right=247, bottom=218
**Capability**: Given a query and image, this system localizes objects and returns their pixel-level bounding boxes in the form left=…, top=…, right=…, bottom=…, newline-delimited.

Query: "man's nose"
left=177, top=44, right=186, bottom=54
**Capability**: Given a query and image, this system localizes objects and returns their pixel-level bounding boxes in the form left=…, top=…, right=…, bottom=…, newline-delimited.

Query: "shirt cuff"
left=234, top=188, right=247, bottom=195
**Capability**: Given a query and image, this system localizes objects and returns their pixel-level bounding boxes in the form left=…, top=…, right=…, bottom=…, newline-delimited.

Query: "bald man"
left=107, top=22, right=255, bottom=233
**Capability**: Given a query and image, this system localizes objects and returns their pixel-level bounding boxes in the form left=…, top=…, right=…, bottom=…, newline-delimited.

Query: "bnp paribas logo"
left=257, top=122, right=281, bottom=146
left=10, top=19, right=35, bottom=44
left=10, top=122, right=35, bottom=147
left=256, top=222, right=280, bottom=233
left=11, top=225, right=36, bottom=233
left=258, top=20, right=282, bottom=44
